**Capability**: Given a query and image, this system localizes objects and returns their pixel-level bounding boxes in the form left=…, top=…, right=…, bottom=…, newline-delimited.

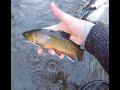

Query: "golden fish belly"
left=40, top=36, right=80, bottom=55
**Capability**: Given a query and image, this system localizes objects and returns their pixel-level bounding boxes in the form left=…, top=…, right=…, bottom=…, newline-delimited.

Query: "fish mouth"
left=22, top=36, right=32, bottom=43
left=22, top=37, right=31, bottom=43
left=22, top=37, right=28, bottom=41
left=22, top=33, right=28, bottom=41
left=22, top=32, right=29, bottom=38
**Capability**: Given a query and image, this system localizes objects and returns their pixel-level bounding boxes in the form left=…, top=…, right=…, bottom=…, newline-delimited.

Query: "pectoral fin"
left=55, top=51, right=63, bottom=57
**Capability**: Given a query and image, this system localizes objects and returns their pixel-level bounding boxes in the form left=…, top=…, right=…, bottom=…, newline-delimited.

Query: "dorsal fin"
left=59, top=31, right=71, bottom=39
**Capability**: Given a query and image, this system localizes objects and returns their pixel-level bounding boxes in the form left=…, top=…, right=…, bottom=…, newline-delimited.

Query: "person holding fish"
left=40, top=2, right=109, bottom=74
left=22, top=2, right=109, bottom=74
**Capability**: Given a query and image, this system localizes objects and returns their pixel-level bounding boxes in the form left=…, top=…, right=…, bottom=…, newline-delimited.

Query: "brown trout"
left=22, top=29, right=84, bottom=62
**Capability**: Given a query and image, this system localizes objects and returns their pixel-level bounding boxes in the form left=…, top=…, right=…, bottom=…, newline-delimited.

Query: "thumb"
left=50, top=2, right=75, bottom=24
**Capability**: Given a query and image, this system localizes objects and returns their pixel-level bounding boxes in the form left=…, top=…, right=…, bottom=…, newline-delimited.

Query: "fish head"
left=22, top=31, right=37, bottom=43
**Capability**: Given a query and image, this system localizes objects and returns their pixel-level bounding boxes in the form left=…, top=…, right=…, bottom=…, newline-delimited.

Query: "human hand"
left=37, top=2, right=91, bottom=59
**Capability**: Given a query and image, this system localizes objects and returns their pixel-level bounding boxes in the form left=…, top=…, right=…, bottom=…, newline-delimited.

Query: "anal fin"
left=55, top=51, right=63, bottom=58
left=67, top=49, right=85, bottom=62
left=66, top=54, right=76, bottom=62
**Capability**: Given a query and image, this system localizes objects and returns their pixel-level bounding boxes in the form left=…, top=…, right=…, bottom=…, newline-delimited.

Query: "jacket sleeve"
left=85, top=22, right=109, bottom=74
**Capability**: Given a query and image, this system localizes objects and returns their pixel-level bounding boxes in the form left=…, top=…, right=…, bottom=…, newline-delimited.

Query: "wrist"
left=80, top=21, right=95, bottom=49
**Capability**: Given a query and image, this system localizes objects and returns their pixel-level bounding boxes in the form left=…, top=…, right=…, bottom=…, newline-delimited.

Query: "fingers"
left=37, top=47, right=65, bottom=59
left=37, top=47, right=43, bottom=54
left=50, top=2, right=75, bottom=24
left=48, top=49, right=56, bottom=55
left=58, top=53, right=65, bottom=59
left=48, top=49, right=65, bottom=59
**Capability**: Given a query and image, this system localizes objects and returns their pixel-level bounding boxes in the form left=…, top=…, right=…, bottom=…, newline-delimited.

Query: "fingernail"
left=51, top=2, right=55, bottom=5
left=51, top=2, right=56, bottom=7
left=37, top=48, right=43, bottom=54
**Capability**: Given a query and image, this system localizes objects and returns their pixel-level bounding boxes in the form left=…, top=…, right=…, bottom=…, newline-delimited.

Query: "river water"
left=11, top=0, right=109, bottom=90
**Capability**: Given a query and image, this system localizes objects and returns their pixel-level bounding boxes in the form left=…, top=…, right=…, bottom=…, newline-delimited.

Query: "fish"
left=22, top=29, right=84, bottom=62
